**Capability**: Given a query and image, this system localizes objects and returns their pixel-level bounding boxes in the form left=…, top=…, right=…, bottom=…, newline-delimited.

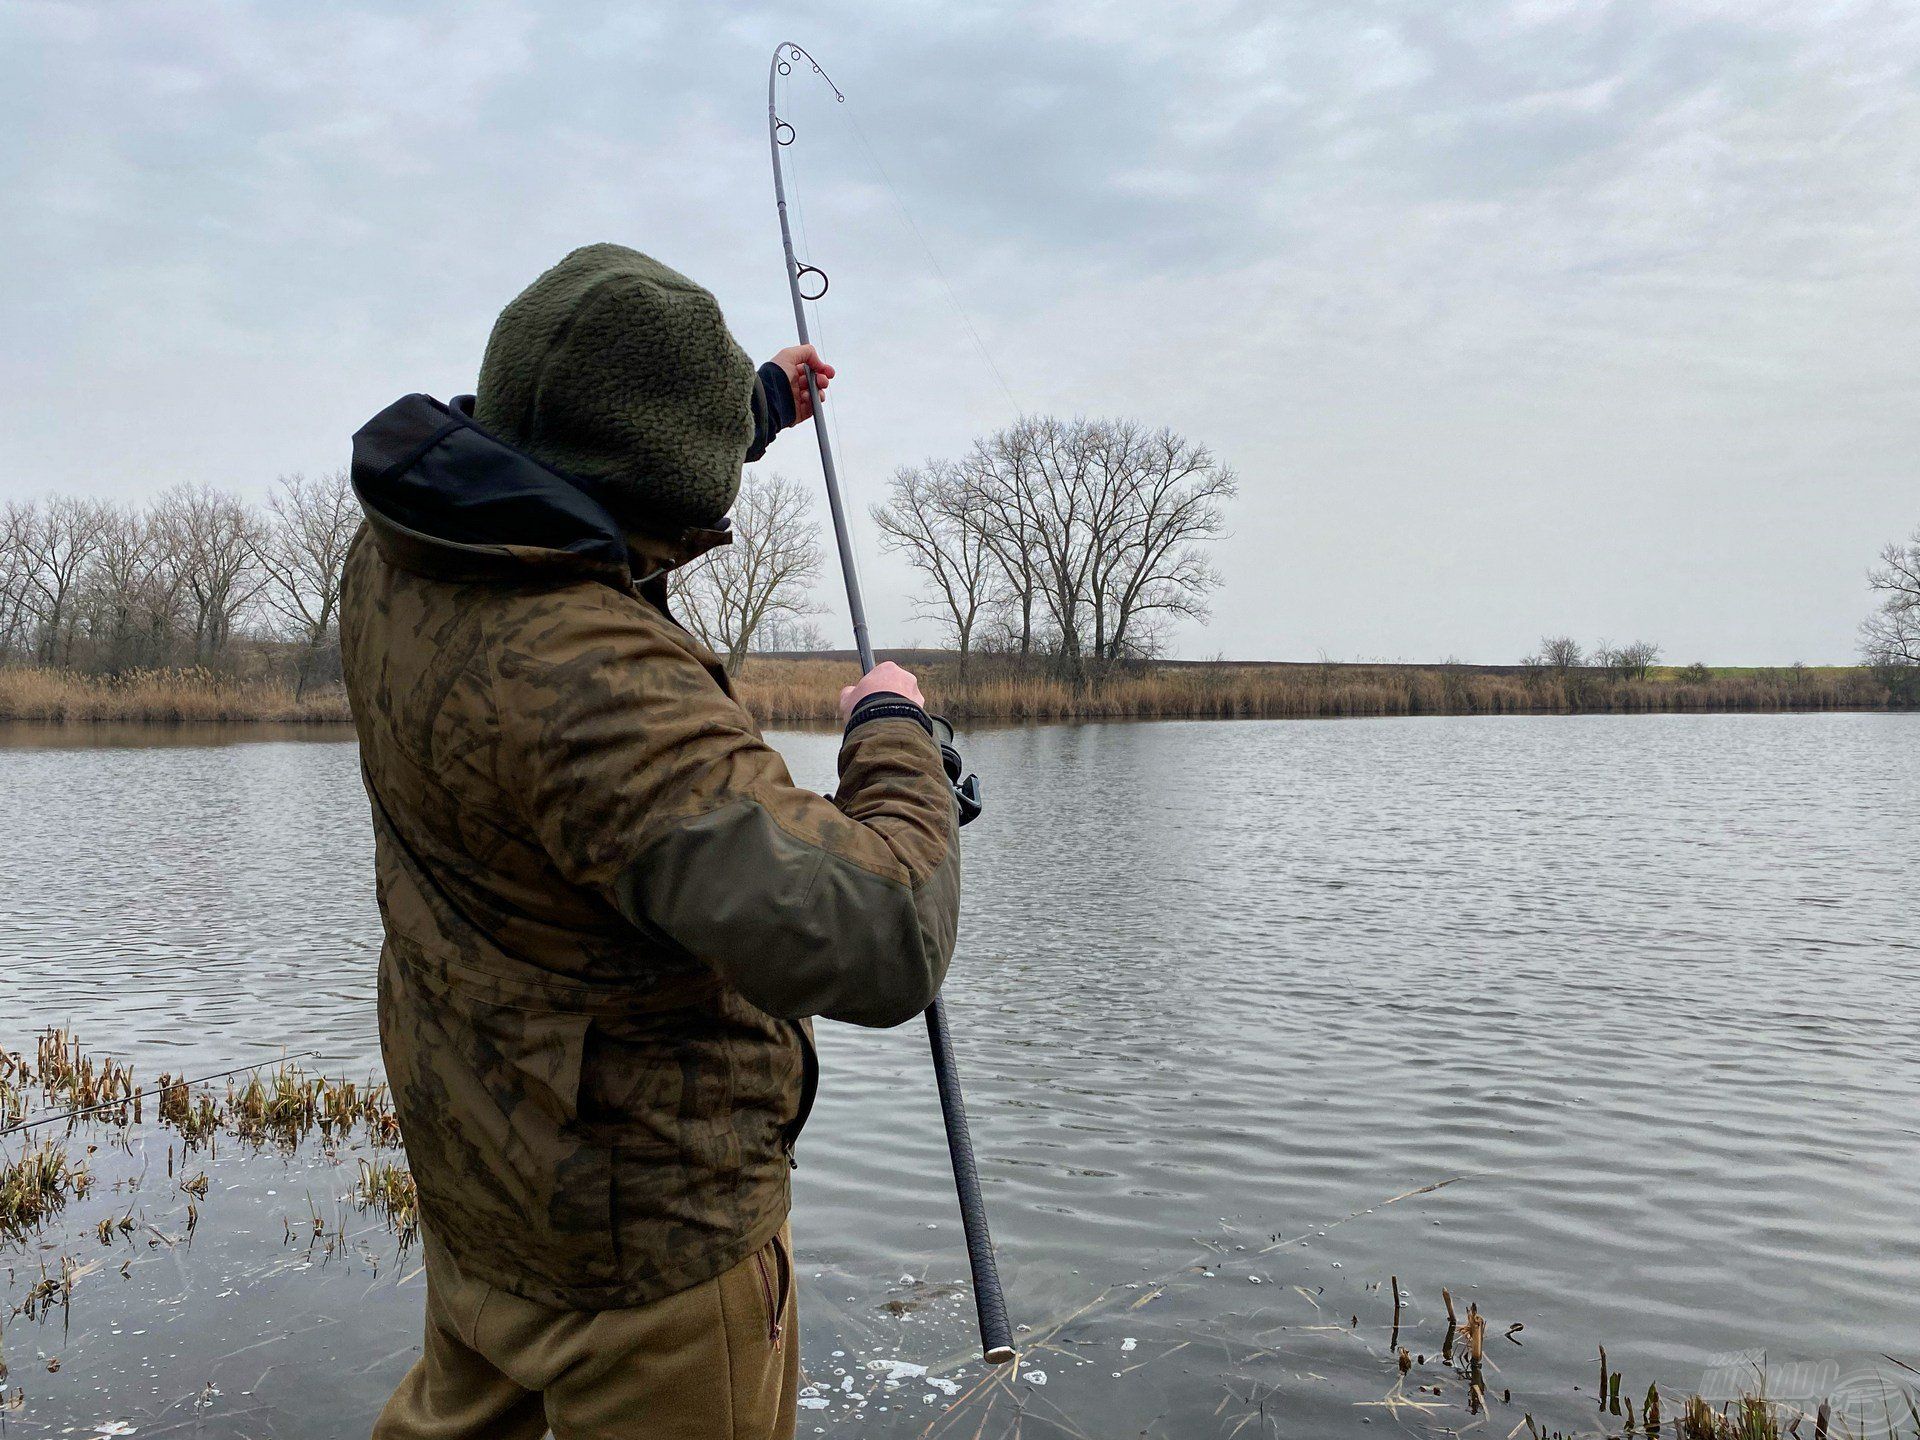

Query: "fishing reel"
left=931, top=715, right=984, bottom=827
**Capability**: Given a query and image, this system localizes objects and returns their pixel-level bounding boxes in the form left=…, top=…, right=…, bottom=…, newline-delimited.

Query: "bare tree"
left=751, top=612, right=830, bottom=654
left=86, top=502, right=183, bottom=673
left=956, top=417, right=1234, bottom=679
left=0, top=501, right=33, bottom=662
left=12, top=495, right=112, bottom=666
left=1022, top=417, right=1105, bottom=678
left=1615, top=640, right=1661, bottom=679
left=671, top=471, right=823, bottom=674
left=959, top=422, right=1047, bottom=657
left=259, top=470, right=360, bottom=697
left=1578, top=637, right=1659, bottom=680
left=157, top=483, right=266, bottom=664
left=872, top=460, right=1001, bottom=676
left=1083, top=421, right=1235, bottom=664
left=1532, top=636, right=1584, bottom=672
left=1861, top=527, right=1920, bottom=681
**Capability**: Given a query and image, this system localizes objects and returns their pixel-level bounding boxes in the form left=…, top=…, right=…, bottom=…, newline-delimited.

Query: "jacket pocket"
left=751, top=1228, right=792, bottom=1343
left=380, top=945, right=621, bottom=1294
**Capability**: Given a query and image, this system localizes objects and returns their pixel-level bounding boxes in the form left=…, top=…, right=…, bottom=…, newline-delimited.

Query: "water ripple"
left=0, top=713, right=1916, bottom=1435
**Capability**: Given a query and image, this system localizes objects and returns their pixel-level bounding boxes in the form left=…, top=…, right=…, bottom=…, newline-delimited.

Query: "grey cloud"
left=2, top=0, right=1915, bottom=663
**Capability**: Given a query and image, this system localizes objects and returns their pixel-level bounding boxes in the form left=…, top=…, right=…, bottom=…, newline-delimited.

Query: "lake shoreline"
left=0, top=658, right=1911, bottom=726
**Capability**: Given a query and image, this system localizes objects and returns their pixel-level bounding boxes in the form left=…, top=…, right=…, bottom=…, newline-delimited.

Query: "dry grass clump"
left=1677, top=1395, right=1785, bottom=1438
left=35, top=1026, right=136, bottom=1123
left=223, top=1065, right=400, bottom=1151
left=1516, top=1344, right=1918, bottom=1440
left=155, top=1071, right=191, bottom=1128
left=0, top=1137, right=87, bottom=1241
left=0, top=667, right=349, bottom=723
left=1524, top=1388, right=1811, bottom=1439
left=155, top=1073, right=221, bottom=1145
left=0, top=1049, right=28, bottom=1127
left=352, top=1159, right=419, bottom=1246
left=317, top=1077, right=402, bottom=1146
left=228, top=1065, right=324, bottom=1146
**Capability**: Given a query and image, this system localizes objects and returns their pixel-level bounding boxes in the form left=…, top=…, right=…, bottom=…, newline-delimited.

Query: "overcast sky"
left=3, top=0, right=1915, bottom=663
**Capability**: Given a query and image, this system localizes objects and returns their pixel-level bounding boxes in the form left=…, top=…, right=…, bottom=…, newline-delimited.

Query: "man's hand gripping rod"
left=767, top=41, right=1014, bottom=1367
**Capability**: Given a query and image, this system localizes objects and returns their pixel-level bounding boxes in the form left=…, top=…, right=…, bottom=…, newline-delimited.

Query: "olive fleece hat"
left=474, top=243, right=757, bottom=530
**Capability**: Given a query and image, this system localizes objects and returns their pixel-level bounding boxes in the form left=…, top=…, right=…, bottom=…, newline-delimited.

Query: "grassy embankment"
left=0, top=658, right=1907, bottom=726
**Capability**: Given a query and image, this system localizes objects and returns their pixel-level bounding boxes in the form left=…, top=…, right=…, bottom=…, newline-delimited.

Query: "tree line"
left=0, top=473, right=358, bottom=696
left=672, top=415, right=1238, bottom=678
left=1523, top=636, right=1665, bottom=678
left=872, top=416, right=1237, bottom=679
left=1521, top=519, right=1919, bottom=700
left=2, top=413, right=1239, bottom=691
left=8, top=436, right=1910, bottom=700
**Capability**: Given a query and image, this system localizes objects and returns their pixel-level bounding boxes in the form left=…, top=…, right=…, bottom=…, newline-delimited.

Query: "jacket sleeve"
left=746, top=361, right=796, bottom=463
left=486, top=587, right=959, bottom=1027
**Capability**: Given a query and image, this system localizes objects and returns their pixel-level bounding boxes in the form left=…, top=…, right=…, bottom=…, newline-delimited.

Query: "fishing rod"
left=0, top=1051, right=323, bottom=1139
left=768, top=41, right=1015, bottom=1368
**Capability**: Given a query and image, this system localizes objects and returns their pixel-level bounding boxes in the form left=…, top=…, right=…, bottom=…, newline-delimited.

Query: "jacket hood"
left=474, top=243, right=757, bottom=532
left=350, top=393, right=730, bottom=588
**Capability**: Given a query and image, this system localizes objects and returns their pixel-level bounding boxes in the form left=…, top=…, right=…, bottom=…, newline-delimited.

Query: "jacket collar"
left=350, top=393, right=730, bottom=590
left=626, top=520, right=733, bottom=583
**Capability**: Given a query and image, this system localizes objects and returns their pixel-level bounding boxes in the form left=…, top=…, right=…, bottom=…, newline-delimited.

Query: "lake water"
left=1, top=713, right=1916, bottom=1437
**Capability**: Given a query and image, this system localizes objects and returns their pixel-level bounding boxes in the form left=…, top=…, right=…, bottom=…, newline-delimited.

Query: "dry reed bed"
left=0, top=667, right=350, bottom=723
left=732, top=659, right=1904, bottom=724
left=0, top=661, right=1901, bottom=726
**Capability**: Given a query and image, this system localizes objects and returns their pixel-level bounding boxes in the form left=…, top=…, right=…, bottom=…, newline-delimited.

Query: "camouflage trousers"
left=374, top=1224, right=799, bottom=1440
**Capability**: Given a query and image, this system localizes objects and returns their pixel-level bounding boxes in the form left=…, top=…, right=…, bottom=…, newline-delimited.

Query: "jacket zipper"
left=782, top=1019, right=819, bottom=1168
left=754, top=1245, right=783, bottom=1343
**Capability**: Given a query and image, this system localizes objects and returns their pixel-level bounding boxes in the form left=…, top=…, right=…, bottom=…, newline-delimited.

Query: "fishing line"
left=1, top=1050, right=324, bottom=1140
left=778, top=56, right=1024, bottom=430
left=837, top=106, right=1024, bottom=417
left=777, top=62, right=868, bottom=598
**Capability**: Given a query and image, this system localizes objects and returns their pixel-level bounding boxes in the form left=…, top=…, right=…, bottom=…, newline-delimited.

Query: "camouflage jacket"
left=339, top=393, right=960, bottom=1310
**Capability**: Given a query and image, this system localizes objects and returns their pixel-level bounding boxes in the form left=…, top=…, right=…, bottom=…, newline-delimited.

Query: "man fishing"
left=339, top=242, right=963, bottom=1439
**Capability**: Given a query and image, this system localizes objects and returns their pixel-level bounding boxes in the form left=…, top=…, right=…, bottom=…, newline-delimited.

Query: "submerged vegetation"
left=0, top=1028, right=402, bottom=1250
left=0, top=1029, right=417, bottom=1414
left=913, top=1171, right=1920, bottom=1440
left=3, top=1029, right=1915, bottom=1435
